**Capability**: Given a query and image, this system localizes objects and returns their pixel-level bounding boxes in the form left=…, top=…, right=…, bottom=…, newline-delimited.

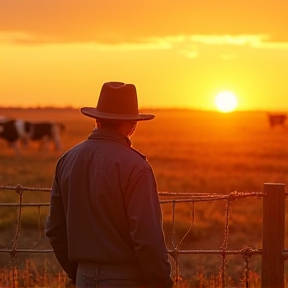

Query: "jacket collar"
left=87, top=128, right=132, bottom=147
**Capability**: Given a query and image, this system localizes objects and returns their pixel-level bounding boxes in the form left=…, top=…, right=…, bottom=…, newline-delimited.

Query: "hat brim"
left=81, top=107, right=155, bottom=121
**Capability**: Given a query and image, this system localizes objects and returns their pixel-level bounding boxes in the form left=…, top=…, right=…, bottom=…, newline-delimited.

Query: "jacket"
left=45, top=128, right=173, bottom=287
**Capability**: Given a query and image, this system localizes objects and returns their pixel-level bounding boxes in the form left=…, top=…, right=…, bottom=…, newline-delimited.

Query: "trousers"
left=76, top=262, right=146, bottom=288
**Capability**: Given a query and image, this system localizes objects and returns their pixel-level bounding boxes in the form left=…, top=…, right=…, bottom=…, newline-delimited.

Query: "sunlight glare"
left=215, top=91, right=238, bottom=113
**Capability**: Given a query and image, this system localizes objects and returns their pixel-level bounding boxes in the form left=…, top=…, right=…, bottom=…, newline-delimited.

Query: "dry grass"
left=1, top=107, right=288, bottom=287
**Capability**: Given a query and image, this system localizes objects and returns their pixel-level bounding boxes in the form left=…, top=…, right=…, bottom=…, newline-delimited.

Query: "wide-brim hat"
left=81, top=82, right=154, bottom=121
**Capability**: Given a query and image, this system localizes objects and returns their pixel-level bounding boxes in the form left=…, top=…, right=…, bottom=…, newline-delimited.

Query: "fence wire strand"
left=0, top=184, right=270, bottom=287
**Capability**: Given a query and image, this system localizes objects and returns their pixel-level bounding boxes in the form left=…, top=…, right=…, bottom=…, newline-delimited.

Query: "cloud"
left=221, top=53, right=236, bottom=60
left=0, top=31, right=53, bottom=45
left=0, top=31, right=174, bottom=51
left=1, top=31, right=287, bottom=57
left=154, top=35, right=288, bottom=51
left=188, top=35, right=269, bottom=46
left=179, top=48, right=199, bottom=59
left=251, top=41, right=288, bottom=50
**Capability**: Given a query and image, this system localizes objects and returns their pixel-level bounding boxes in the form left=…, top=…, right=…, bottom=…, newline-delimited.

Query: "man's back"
left=58, top=128, right=155, bottom=265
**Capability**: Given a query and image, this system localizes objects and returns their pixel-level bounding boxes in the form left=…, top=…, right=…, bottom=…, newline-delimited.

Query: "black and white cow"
left=0, top=118, right=65, bottom=154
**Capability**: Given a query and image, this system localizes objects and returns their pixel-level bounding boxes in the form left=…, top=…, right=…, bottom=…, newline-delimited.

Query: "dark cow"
left=0, top=119, right=21, bottom=154
left=267, top=113, right=287, bottom=128
left=0, top=118, right=65, bottom=154
left=0, top=119, right=19, bottom=142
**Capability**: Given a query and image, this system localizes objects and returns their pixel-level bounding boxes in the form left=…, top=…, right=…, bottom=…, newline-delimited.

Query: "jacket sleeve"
left=125, top=164, right=173, bottom=288
left=45, top=175, right=78, bottom=283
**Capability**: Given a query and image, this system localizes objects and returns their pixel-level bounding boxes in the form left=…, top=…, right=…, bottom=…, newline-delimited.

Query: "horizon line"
left=0, top=105, right=286, bottom=114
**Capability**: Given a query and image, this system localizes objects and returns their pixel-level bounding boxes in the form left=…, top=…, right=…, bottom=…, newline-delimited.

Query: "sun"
left=215, top=91, right=238, bottom=113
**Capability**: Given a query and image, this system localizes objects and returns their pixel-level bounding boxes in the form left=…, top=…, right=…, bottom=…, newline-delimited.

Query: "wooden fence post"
left=262, top=183, right=285, bottom=288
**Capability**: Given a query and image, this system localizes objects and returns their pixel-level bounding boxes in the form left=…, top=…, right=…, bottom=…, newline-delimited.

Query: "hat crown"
left=96, top=82, right=138, bottom=115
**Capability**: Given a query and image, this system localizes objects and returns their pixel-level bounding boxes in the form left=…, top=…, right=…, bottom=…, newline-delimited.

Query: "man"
left=45, top=82, right=173, bottom=288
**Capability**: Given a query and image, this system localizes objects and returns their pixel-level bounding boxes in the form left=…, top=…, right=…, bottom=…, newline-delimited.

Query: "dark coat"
left=45, top=128, right=173, bottom=287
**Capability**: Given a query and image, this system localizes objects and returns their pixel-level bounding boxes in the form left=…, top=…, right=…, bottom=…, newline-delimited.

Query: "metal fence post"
left=262, top=183, right=285, bottom=288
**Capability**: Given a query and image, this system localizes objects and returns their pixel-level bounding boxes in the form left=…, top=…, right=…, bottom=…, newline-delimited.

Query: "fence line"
left=0, top=183, right=286, bottom=288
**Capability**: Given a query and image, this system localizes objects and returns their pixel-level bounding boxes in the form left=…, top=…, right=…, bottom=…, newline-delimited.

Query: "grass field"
left=1, top=107, right=288, bottom=287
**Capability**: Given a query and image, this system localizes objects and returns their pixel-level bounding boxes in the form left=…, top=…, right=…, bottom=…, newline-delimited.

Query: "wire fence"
left=0, top=183, right=286, bottom=288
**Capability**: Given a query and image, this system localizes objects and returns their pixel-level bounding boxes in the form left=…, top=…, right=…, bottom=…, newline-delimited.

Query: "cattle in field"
left=267, top=113, right=287, bottom=128
left=0, top=119, right=22, bottom=154
left=0, top=118, right=65, bottom=154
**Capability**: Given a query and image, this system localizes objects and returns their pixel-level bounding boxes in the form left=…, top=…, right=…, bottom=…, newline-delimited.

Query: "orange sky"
left=0, top=0, right=287, bottom=111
